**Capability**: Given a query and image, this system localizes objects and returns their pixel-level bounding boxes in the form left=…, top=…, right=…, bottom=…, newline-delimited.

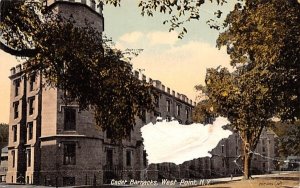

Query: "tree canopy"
left=272, top=122, right=300, bottom=158
left=199, top=0, right=300, bottom=179
left=0, top=123, right=8, bottom=149
left=0, top=0, right=154, bottom=140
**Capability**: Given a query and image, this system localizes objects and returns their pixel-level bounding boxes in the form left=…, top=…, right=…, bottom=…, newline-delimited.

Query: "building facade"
left=6, top=1, right=194, bottom=182
left=149, top=128, right=276, bottom=180
left=7, top=63, right=193, bottom=186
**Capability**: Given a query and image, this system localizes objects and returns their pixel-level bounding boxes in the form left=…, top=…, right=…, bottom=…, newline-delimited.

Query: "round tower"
left=46, top=0, right=104, bottom=32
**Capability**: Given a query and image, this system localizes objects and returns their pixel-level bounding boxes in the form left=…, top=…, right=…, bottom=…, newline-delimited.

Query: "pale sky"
left=0, top=0, right=235, bottom=123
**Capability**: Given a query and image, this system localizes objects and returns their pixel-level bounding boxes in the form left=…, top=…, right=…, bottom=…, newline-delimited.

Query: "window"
left=221, top=145, right=224, bottom=153
left=262, top=147, right=266, bottom=152
left=127, top=130, right=131, bottom=140
left=27, top=149, right=31, bottom=167
left=106, top=149, right=113, bottom=167
left=63, top=177, right=75, bottom=186
left=64, top=108, right=76, bottom=130
left=12, top=150, right=15, bottom=168
left=28, top=122, right=33, bottom=140
left=262, top=162, right=266, bottom=170
left=28, top=97, right=35, bottom=115
left=236, top=146, right=238, bottom=155
left=106, top=127, right=112, bottom=139
left=141, top=109, right=146, bottom=123
left=186, top=108, right=189, bottom=119
left=126, top=150, right=131, bottom=166
left=14, top=79, right=20, bottom=97
left=166, top=116, right=171, bottom=122
left=29, top=74, right=36, bottom=91
left=166, top=100, right=171, bottom=112
left=154, top=95, right=159, bottom=107
left=154, top=111, right=161, bottom=117
left=143, top=150, right=147, bottom=166
left=63, top=143, right=76, bottom=165
left=12, top=125, right=17, bottom=142
left=13, top=101, right=19, bottom=119
left=176, top=104, right=181, bottom=116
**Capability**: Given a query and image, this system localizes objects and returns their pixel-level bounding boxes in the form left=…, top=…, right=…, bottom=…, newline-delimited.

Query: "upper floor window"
left=13, top=101, right=19, bottom=119
left=29, top=74, right=36, bottom=91
left=27, top=149, right=31, bottom=167
left=63, top=142, right=76, bottom=165
left=28, top=122, right=33, bottom=140
left=28, top=97, right=35, bottom=115
left=12, top=125, right=17, bottom=142
left=126, top=150, right=132, bottom=166
left=12, top=150, right=15, bottom=168
left=186, top=108, right=189, bottom=119
left=14, top=79, right=20, bottom=97
left=106, top=126, right=112, bottom=139
left=154, top=95, right=159, bottom=108
left=141, top=109, right=146, bottom=123
left=64, top=107, right=76, bottom=131
left=166, top=100, right=171, bottom=112
left=176, top=104, right=181, bottom=116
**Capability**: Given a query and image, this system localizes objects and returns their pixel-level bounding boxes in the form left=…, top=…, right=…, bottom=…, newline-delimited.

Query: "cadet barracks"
left=5, top=0, right=275, bottom=186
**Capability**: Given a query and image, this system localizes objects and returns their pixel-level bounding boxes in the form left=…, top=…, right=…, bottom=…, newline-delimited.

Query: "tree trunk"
left=243, top=143, right=252, bottom=179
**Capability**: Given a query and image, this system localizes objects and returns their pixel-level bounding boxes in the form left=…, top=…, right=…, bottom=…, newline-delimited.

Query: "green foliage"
left=0, top=123, right=9, bottom=144
left=192, top=85, right=216, bottom=124
left=0, top=0, right=154, bottom=140
left=137, top=0, right=227, bottom=38
left=272, top=122, right=300, bottom=157
left=203, top=0, right=300, bottom=179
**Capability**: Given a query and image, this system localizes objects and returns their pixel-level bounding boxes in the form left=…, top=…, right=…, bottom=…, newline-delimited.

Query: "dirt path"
left=197, top=172, right=300, bottom=188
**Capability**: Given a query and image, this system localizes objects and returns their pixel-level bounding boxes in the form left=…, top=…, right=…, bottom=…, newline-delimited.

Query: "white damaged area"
left=141, top=117, right=232, bottom=164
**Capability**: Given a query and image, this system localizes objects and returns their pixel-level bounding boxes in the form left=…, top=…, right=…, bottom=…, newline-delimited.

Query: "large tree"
left=202, top=0, right=300, bottom=179
left=0, top=0, right=154, bottom=140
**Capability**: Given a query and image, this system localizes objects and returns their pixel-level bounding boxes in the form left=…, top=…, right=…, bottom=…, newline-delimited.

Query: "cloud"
left=118, top=30, right=179, bottom=47
left=146, top=31, right=179, bottom=46
left=131, top=40, right=231, bottom=101
left=119, top=31, right=143, bottom=43
left=116, top=30, right=231, bottom=101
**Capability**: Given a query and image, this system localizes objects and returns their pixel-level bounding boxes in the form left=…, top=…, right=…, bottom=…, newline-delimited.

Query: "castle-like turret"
left=6, top=0, right=105, bottom=185
left=46, top=0, right=104, bottom=31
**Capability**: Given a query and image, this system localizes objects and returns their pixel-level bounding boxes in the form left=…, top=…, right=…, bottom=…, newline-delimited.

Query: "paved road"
left=0, top=172, right=298, bottom=187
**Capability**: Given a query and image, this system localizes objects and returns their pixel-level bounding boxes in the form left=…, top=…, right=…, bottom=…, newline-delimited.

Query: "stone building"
left=0, top=147, right=8, bottom=182
left=7, top=62, right=193, bottom=186
left=151, top=128, right=276, bottom=180
left=209, top=128, right=276, bottom=177
left=6, top=1, right=194, bottom=185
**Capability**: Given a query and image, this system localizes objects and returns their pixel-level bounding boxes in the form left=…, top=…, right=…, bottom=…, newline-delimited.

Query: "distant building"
left=149, top=128, right=276, bottom=179
left=0, top=147, right=8, bottom=182
left=210, top=128, right=276, bottom=177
